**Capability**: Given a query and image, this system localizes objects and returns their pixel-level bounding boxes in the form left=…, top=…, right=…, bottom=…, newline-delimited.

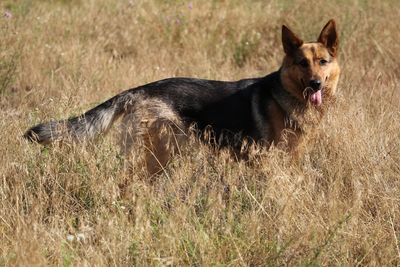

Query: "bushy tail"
left=24, top=94, right=125, bottom=144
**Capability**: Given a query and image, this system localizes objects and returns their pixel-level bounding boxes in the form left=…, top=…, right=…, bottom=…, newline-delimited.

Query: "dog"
left=24, top=19, right=340, bottom=175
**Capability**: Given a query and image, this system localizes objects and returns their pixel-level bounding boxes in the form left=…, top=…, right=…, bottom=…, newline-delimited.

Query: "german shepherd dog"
left=24, top=20, right=340, bottom=175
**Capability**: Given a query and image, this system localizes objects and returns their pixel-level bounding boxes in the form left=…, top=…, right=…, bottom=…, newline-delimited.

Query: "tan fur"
left=267, top=100, right=286, bottom=146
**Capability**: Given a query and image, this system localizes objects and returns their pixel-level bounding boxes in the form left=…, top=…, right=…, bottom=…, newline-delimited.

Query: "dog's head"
left=280, top=19, right=340, bottom=107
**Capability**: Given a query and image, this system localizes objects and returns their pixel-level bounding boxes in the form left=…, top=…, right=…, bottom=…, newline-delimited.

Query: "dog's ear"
left=318, top=19, right=339, bottom=57
left=282, top=25, right=303, bottom=55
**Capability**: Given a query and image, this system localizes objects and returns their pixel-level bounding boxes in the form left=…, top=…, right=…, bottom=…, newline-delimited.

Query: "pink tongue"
left=310, top=90, right=322, bottom=106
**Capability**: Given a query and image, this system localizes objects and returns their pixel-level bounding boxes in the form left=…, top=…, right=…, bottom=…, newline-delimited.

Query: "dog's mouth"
left=309, top=89, right=322, bottom=106
left=301, top=80, right=323, bottom=106
left=302, top=86, right=322, bottom=107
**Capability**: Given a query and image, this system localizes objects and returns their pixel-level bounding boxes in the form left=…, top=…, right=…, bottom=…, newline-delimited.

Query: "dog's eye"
left=298, top=59, right=309, bottom=68
left=319, top=59, right=328, bottom=66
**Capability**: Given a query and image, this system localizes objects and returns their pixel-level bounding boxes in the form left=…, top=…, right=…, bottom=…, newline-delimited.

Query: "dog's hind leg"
left=142, top=118, right=186, bottom=177
left=119, top=99, right=186, bottom=178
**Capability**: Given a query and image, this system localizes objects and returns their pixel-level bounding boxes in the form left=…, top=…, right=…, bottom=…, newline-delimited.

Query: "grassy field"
left=1, top=0, right=400, bottom=266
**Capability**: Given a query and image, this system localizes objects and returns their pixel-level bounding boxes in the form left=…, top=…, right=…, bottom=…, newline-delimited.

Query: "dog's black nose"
left=309, top=80, right=322, bottom=91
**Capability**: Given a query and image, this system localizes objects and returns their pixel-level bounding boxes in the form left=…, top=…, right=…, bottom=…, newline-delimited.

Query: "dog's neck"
left=271, top=70, right=322, bottom=131
left=270, top=74, right=306, bottom=131
left=271, top=84, right=304, bottom=115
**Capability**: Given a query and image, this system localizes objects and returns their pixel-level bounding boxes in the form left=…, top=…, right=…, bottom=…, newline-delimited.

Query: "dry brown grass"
left=1, top=0, right=400, bottom=266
